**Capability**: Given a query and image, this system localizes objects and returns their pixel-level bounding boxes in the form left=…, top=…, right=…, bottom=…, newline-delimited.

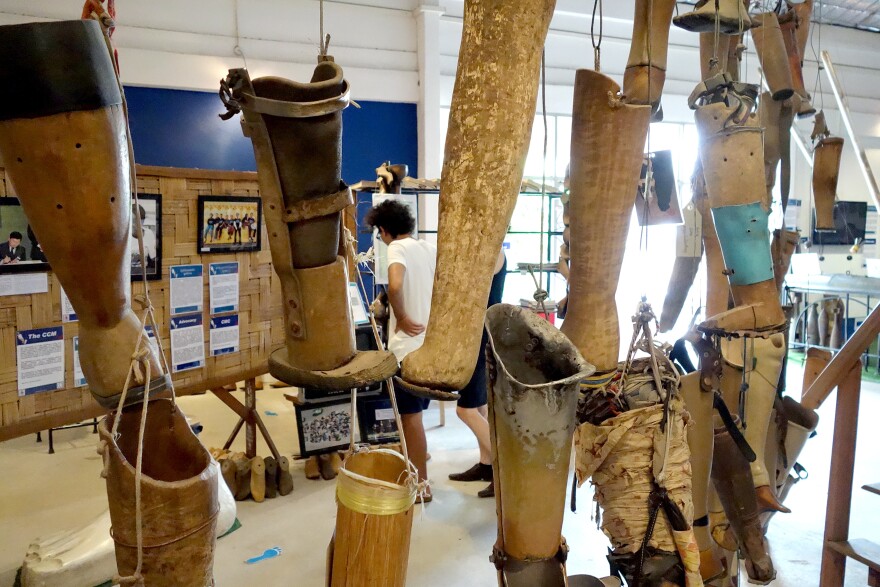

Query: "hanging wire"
left=591, top=0, right=603, bottom=71
left=531, top=50, right=550, bottom=318
left=319, top=0, right=331, bottom=56
left=232, top=0, right=249, bottom=69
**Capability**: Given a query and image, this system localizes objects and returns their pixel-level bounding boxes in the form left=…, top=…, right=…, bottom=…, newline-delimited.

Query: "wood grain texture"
left=400, top=0, right=558, bottom=392
left=0, top=166, right=283, bottom=439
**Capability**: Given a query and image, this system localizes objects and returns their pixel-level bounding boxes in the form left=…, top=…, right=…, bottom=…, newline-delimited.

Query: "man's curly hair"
left=364, top=199, right=415, bottom=238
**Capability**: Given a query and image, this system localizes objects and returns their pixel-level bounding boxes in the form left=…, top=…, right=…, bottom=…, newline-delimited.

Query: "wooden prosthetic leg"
left=751, top=13, right=795, bottom=101
left=396, top=0, right=557, bottom=398
left=623, top=0, right=677, bottom=116
left=779, top=12, right=816, bottom=117
left=98, top=400, right=218, bottom=586
left=812, top=125, right=845, bottom=232
left=220, top=62, right=397, bottom=390
left=0, top=20, right=167, bottom=409
left=561, top=70, right=651, bottom=376
left=674, top=0, right=753, bottom=34
left=772, top=228, right=801, bottom=293
left=792, top=0, right=817, bottom=117
left=485, top=305, right=593, bottom=586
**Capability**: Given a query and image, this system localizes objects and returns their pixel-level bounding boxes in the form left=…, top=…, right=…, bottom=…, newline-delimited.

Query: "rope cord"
left=318, top=0, right=331, bottom=56
left=534, top=50, right=549, bottom=318
left=232, top=0, right=249, bottom=69
left=591, top=0, right=603, bottom=71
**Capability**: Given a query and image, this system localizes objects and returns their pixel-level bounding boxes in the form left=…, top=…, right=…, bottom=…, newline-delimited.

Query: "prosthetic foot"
left=485, top=304, right=593, bottom=586
left=812, top=132, right=845, bottom=232
left=220, top=62, right=397, bottom=390
left=0, top=20, right=168, bottom=409
left=750, top=13, right=795, bottom=101
left=561, top=69, right=651, bottom=376
left=396, top=0, right=557, bottom=397
left=711, top=424, right=776, bottom=584
left=98, top=400, right=218, bottom=585
left=623, top=0, right=676, bottom=116
left=674, top=0, right=753, bottom=34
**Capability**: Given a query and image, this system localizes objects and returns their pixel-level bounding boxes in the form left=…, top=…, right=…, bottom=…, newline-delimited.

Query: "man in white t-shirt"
left=366, top=199, right=437, bottom=496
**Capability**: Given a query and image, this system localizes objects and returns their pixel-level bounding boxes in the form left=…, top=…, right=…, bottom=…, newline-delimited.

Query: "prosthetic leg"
left=711, top=423, right=775, bottom=584
left=812, top=133, right=845, bottom=231
left=792, top=0, right=817, bottom=117
left=396, top=0, right=556, bottom=397
left=779, top=13, right=816, bottom=117
left=751, top=13, right=795, bottom=101
left=99, top=400, right=218, bottom=585
left=0, top=19, right=168, bottom=409
left=623, top=0, right=677, bottom=115
left=674, top=0, right=752, bottom=34
left=771, top=229, right=801, bottom=293
left=219, top=61, right=397, bottom=390
left=561, top=69, right=651, bottom=375
left=485, top=304, right=593, bottom=586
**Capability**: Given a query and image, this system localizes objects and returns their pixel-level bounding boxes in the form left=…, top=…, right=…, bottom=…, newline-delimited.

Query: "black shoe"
left=477, top=481, right=494, bottom=498
left=448, top=462, right=492, bottom=482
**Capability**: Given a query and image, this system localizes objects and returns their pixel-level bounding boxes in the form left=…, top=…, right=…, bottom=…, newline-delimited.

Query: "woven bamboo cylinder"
left=330, top=449, right=416, bottom=587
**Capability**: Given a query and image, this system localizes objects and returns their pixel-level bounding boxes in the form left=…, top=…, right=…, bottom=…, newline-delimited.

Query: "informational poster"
left=145, top=325, right=160, bottom=360
left=60, top=286, right=77, bottom=322
left=16, top=326, right=64, bottom=396
left=209, top=314, right=239, bottom=356
left=348, top=283, right=369, bottom=325
left=371, top=193, right=418, bottom=285
left=72, top=336, right=87, bottom=387
left=0, top=273, right=48, bottom=297
left=170, top=313, right=205, bottom=373
left=209, top=262, right=239, bottom=314
left=170, top=264, right=203, bottom=315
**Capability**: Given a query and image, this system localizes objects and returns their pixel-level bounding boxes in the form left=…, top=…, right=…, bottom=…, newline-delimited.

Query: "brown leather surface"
left=400, top=0, right=557, bottom=392
left=0, top=106, right=164, bottom=402
left=562, top=69, right=651, bottom=373
left=99, top=400, right=218, bottom=585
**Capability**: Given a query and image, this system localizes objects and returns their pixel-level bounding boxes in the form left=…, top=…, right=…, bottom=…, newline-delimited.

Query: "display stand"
left=210, top=377, right=281, bottom=462
left=35, top=418, right=99, bottom=454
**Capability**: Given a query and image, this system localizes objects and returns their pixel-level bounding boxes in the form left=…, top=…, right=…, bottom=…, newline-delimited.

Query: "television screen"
left=812, top=201, right=867, bottom=245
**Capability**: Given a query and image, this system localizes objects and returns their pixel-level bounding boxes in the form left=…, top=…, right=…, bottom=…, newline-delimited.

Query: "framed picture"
left=635, top=150, right=682, bottom=226
left=357, top=396, right=400, bottom=445
left=295, top=398, right=355, bottom=457
left=0, top=197, right=50, bottom=274
left=197, top=195, right=262, bottom=254
left=131, top=194, right=162, bottom=281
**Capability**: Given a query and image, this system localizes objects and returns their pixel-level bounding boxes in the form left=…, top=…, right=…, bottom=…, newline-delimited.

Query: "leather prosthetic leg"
left=674, top=0, right=753, bottom=34
left=397, top=0, right=557, bottom=398
left=750, top=13, right=795, bottom=101
left=485, top=304, right=594, bottom=586
left=561, top=70, right=651, bottom=377
left=98, top=400, right=218, bottom=585
left=680, top=372, right=725, bottom=582
left=711, top=423, right=775, bottom=583
left=220, top=61, right=397, bottom=389
left=812, top=121, right=845, bottom=232
left=0, top=20, right=167, bottom=409
left=623, top=0, right=677, bottom=117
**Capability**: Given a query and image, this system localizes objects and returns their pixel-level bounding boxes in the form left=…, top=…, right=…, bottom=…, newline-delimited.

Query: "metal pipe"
left=820, top=50, right=880, bottom=212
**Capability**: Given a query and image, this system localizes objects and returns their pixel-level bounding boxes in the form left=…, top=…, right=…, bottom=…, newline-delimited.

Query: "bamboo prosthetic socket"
left=674, top=0, right=753, bottom=34
left=0, top=20, right=168, bottom=409
left=396, top=0, right=556, bottom=398
left=811, top=116, right=845, bottom=232
left=623, top=0, right=677, bottom=116
left=485, top=305, right=594, bottom=586
left=561, top=70, right=651, bottom=376
left=750, top=13, right=795, bottom=101
left=220, top=61, right=397, bottom=390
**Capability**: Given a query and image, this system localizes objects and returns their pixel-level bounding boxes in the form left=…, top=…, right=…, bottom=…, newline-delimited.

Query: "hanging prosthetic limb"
left=394, top=0, right=556, bottom=399
left=561, top=69, right=651, bottom=377
left=791, top=0, right=817, bottom=118
left=779, top=11, right=816, bottom=118
left=219, top=61, right=397, bottom=390
left=485, top=304, right=594, bottom=586
left=673, top=0, right=753, bottom=34
left=623, top=0, right=677, bottom=118
left=771, top=229, right=801, bottom=294
left=750, top=12, right=795, bottom=101
left=811, top=116, right=845, bottom=232
left=0, top=20, right=168, bottom=410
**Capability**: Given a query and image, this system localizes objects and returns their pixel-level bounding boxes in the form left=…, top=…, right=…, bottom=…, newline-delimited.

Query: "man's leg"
left=456, top=405, right=491, bottom=465
left=401, top=412, right=428, bottom=486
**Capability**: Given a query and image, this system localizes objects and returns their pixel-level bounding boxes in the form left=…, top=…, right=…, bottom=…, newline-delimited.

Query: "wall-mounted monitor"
left=812, top=201, right=868, bottom=246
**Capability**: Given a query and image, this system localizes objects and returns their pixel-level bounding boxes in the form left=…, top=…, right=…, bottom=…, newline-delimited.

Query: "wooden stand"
left=211, top=377, right=281, bottom=462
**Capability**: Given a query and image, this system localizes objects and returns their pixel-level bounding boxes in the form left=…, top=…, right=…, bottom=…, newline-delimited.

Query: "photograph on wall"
left=634, top=150, right=682, bottom=226
left=197, top=195, right=262, bottom=254
left=0, top=197, right=50, bottom=274
left=295, top=399, right=354, bottom=456
left=131, top=194, right=162, bottom=281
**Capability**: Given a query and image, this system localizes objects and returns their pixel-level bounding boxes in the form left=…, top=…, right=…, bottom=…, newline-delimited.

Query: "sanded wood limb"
left=803, top=303, right=880, bottom=410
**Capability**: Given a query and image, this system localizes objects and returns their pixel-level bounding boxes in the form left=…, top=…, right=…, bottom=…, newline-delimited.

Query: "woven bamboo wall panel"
left=0, top=165, right=284, bottom=439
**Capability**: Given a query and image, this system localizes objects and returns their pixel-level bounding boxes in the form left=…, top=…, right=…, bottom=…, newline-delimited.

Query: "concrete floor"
left=0, top=362, right=878, bottom=586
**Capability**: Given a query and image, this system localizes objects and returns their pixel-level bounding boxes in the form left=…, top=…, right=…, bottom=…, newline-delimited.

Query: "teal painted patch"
left=712, top=203, right=774, bottom=286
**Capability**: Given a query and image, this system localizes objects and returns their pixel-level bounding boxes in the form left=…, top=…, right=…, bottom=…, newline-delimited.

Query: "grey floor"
left=0, top=361, right=877, bottom=586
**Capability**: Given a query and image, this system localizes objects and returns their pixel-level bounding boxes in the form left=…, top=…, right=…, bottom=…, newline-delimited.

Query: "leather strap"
left=235, top=80, right=351, bottom=119
left=282, top=183, right=353, bottom=224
